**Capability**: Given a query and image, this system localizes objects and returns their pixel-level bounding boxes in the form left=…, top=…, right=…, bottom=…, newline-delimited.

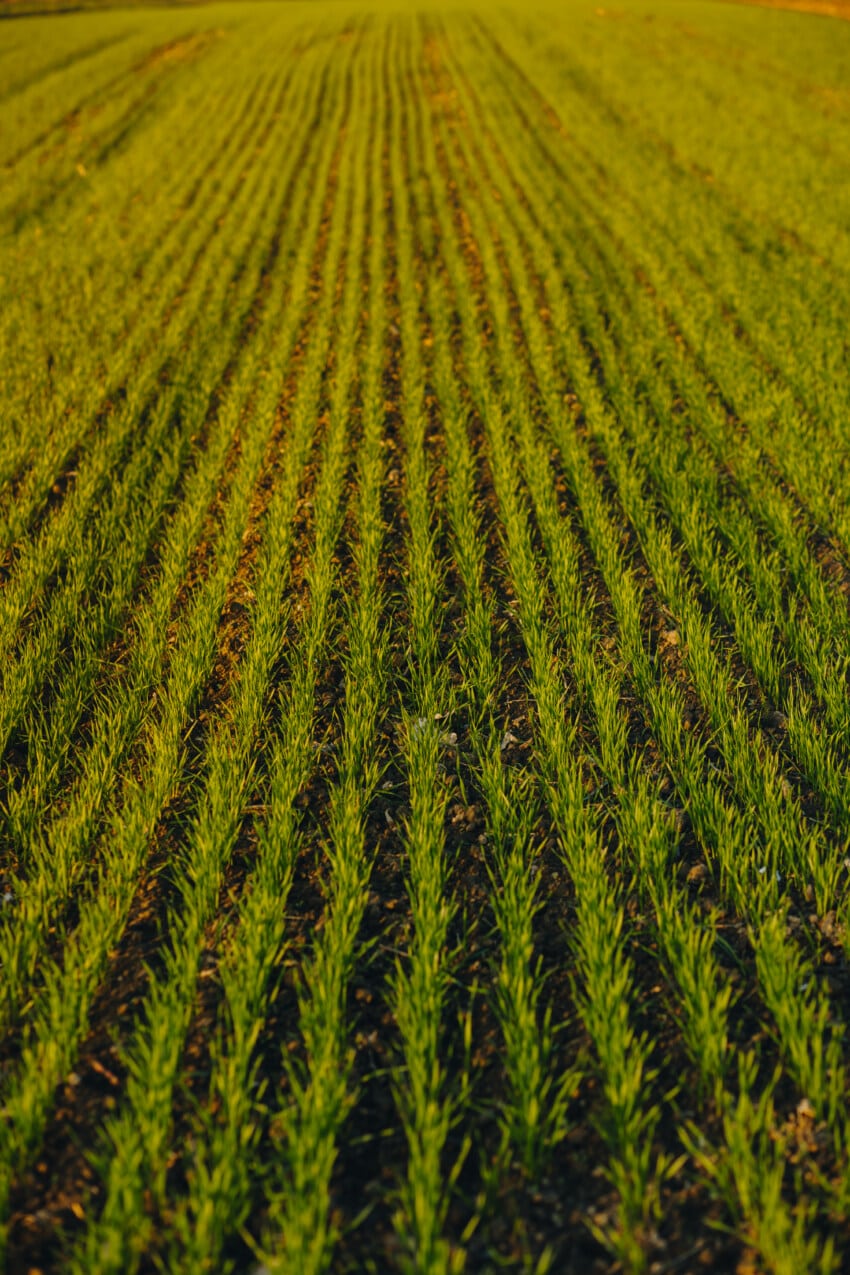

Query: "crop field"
left=3, top=0, right=850, bottom=1270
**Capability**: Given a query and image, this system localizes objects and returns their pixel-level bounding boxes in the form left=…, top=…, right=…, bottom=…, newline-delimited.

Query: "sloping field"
left=2, top=1, right=850, bottom=1270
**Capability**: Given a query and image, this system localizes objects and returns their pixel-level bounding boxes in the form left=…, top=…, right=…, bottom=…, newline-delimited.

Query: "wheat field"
left=2, top=2, right=850, bottom=1270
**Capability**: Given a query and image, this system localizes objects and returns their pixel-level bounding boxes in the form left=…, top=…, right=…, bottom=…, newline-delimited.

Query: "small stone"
left=818, top=910, right=838, bottom=940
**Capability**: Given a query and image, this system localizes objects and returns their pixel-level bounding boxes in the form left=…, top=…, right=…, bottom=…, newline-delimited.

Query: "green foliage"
left=1, top=1, right=850, bottom=1271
